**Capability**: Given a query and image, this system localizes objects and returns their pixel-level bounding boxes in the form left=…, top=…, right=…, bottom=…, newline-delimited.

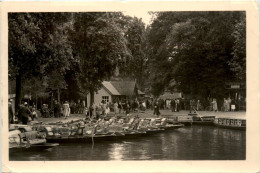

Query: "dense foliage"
left=8, top=11, right=246, bottom=108
left=9, top=13, right=74, bottom=108
left=146, top=11, right=246, bottom=99
left=8, top=12, right=147, bottom=107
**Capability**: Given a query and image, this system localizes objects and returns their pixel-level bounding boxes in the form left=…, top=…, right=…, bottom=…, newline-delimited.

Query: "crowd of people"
left=9, top=100, right=37, bottom=125
left=8, top=96, right=246, bottom=126
left=87, top=99, right=149, bottom=120
left=8, top=99, right=82, bottom=125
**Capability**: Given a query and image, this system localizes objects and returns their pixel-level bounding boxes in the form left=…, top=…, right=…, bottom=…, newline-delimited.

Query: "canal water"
left=9, top=125, right=246, bottom=160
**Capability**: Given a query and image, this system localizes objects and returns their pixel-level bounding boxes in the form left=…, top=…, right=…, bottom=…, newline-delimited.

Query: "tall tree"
left=229, top=12, right=246, bottom=81
left=147, top=11, right=245, bottom=99
left=70, top=13, right=131, bottom=105
left=115, top=16, right=147, bottom=86
left=8, top=13, right=74, bottom=109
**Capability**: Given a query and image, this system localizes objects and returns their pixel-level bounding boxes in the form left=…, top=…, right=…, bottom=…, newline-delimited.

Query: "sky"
left=123, top=11, right=153, bottom=25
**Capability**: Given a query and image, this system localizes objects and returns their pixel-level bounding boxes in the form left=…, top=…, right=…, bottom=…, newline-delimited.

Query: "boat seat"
left=20, top=132, right=46, bottom=145
left=9, top=130, right=21, bottom=145
left=59, top=127, right=70, bottom=135
left=108, top=125, right=123, bottom=133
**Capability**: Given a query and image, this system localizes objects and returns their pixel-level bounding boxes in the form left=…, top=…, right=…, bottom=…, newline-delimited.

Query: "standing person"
left=114, top=102, right=119, bottom=114
left=212, top=98, right=218, bottom=112
left=149, top=100, right=152, bottom=110
left=105, top=104, right=110, bottom=116
left=231, top=99, right=236, bottom=112
left=80, top=100, right=85, bottom=114
left=190, top=99, right=194, bottom=113
left=175, top=99, right=180, bottom=112
left=70, top=101, right=75, bottom=114
left=18, top=102, right=31, bottom=125
left=84, top=106, right=89, bottom=119
left=118, top=101, right=122, bottom=113
left=142, top=101, right=146, bottom=111
left=196, top=100, right=201, bottom=111
left=174, top=99, right=177, bottom=112
left=136, top=100, right=140, bottom=112
left=125, top=102, right=131, bottom=115
left=31, top=106, right=37, bottom=121
left=9, top=99, right=14, bottom=125
left=92, top=103, right=96, bottom=119
left=171, top=99, right=175, bottom=112
left=96, top=104, right=103, bottom=119
left=227, top=97, right=231, bottom=111
left=63, top=101, right=70, bottom=119
left=54, top=100, right=61, bottom=118
left=153, top=100, right=161, bottom=117
left=223, top=98, right=228, bottom=112
left=146, top=99, right=149, bottom=109
left=101, top=101, right=106, bottom=116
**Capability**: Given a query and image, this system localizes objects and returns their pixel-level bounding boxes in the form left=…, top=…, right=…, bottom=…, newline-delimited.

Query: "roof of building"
left=102, top=81, right=121, bottom=95
left=110, top=81, right=137, bottom=96
left=102, top=80, right=147, bottom=96
left=102, top=81, right=140, bottom=96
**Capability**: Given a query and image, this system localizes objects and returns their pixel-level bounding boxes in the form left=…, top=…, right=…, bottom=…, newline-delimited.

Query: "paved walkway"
left=36, top=109, right=246, bottom=124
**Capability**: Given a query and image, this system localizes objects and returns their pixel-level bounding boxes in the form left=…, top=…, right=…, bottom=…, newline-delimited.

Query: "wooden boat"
left=34, top=116, right=184, bottom=143
left=145, top=118, right=184, bottom=131
left=9, top=127, right=59, bottom=153
left=192, top=115, right=215, bottom=125
left=45, top=124, right=124, bottom=143
left=136, top=119, right=164, bottom=135
left=214, top=118, right=246, bottom=130
left=172, top=116, right=193, bottom=126
left=160, top=118, right=184, bottom=130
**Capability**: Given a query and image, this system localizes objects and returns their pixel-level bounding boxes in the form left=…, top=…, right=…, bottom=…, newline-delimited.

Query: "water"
left=9, top=125, right=246, bottom=160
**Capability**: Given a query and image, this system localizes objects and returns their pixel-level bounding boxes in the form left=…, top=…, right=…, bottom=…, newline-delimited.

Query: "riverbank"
left=36, top=110, right=246, bottom=124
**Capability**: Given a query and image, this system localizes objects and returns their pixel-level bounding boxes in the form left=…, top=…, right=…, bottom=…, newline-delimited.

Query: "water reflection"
left=10, top=126, right=245, bottom=161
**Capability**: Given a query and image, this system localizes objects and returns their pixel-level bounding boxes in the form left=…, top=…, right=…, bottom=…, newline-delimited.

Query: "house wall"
left=86, top=87, right=112, bottom=107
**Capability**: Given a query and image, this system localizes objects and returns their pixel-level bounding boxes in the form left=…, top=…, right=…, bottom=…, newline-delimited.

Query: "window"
left=102, top=96, right=109, bottom=104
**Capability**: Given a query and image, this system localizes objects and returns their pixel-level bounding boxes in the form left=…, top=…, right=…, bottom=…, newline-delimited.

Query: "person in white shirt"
left=63, top=101, right=70, bottom=119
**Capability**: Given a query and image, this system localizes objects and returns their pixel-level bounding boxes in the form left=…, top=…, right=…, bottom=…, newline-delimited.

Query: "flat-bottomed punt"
left=9, top=126, right=59, bottom=153
left=214, top=118, right=246, bottom=130
left=192, top=115, right=215, bottom=125
left=34, top=117, right=184, bottom=143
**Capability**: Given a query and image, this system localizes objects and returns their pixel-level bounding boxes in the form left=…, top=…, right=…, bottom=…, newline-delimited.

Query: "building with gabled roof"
left=86, top=80, right=142, bottom=107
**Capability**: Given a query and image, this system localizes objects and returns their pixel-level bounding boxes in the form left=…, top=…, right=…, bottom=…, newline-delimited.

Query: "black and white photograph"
left=1, top=1, right=259, bottom=172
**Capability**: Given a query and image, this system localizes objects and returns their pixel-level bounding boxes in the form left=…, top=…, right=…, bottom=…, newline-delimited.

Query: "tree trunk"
left=36, top=93, right=38, bottom=110
left=57, top=88, right=60, bottom=103
left=90, top=89, right=94, bottom=106
left=15, top=73, right=22, bottom=111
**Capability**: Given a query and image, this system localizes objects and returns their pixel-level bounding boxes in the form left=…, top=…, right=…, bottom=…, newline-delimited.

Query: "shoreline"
left=34, top=110, right=246, bottom=124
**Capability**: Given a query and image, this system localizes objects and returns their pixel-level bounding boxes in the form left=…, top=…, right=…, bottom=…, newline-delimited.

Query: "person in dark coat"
left=8, top=99, right=14, bottom=125
left=153, top=101, right=161, bottom=117
left=18, top=102, right=31, bottom=125
left=190, top=99, right=195, bottom=113
left=118, top=101, right=123, bottom=113
left=125, top=102, right=131, bottom=115
left=53, top=100, right=61, bottom=118
left=170, top=99, right=175, bottom=112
